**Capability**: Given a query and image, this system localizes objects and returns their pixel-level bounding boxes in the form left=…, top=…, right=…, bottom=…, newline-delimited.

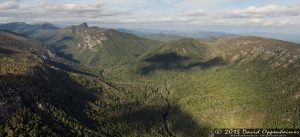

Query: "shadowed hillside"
left=0, top=31, right=212, bottom=136
left=140, top=52, right=225, bottom=75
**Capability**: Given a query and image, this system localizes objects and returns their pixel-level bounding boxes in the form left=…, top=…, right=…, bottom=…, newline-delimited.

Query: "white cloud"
left=181, top=2, right=300, bottom=26
left=230, top=4, right=300, bottom=18
left=0, top=0, right=130, bottom=23
left=278, top=19, right=296, bottom=26
left=185, top=9, right=209, bottom=16
left=36, top=1, right=129, bottom=18
left=0, top=0, right=299, bottom=28
left=0, top=0, right=20, bottom=10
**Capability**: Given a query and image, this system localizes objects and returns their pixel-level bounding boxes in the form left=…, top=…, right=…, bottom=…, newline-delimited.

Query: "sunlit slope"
left=107, top=36, right=300, bottom=134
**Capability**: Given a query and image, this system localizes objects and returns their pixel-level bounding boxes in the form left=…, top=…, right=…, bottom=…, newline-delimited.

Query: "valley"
left=0, top=22, right=300, bottom=137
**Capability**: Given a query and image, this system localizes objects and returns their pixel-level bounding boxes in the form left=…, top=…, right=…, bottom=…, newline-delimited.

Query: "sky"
left=0, top=0, right=300, bottom=34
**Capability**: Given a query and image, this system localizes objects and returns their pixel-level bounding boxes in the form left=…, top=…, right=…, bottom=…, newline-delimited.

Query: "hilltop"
left=0, top=22, right=161, bottom=75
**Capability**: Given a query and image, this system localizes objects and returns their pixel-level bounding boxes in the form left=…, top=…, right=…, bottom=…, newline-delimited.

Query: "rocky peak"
left=40, top=23, right=58, bottom=29
left=67, top=22, right=89, bottom=34
left=78, top=22, right=88, bottom=28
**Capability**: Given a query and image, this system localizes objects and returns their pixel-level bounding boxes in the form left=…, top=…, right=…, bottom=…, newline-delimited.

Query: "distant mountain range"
left=117, top=28, right=235, bottom=41
left=117, top=28, right=300, bottom=44
left=2, top=22, right=298, bottom=43
left=238, top=32, right=300, bottom=43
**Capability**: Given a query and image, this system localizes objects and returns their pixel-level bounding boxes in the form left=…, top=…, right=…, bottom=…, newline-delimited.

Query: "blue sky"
left=0, top=0, right=300, bottom=33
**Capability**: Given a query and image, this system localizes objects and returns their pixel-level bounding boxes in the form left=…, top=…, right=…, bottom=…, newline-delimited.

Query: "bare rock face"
left=212, top=36, right=300, bottom=69
left=60, top=22, right=116, bottom=52
left=243, top=47, right=300, bottom=68
left=77, top=31, right=110, bottom=52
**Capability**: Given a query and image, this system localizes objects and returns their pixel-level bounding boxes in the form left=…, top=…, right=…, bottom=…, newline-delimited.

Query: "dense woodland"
left=0, top=23, right=300, bottom=137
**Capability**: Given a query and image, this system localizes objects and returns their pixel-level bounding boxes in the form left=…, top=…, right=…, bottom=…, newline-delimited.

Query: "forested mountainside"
left=106, top=36, right=300, bottom=130
left=0, top=22, right=160, bottom=74
left=0, top=30, right=55, bottom=59
left=0, top=30, right=204, bottom=137
left=1, top=22, right=300, bottom=137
